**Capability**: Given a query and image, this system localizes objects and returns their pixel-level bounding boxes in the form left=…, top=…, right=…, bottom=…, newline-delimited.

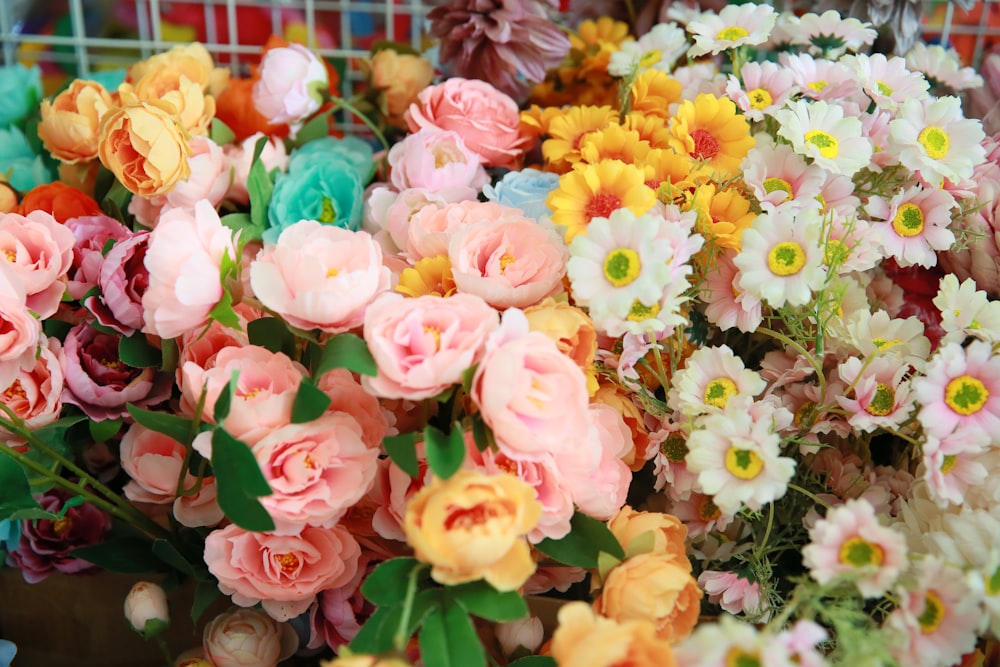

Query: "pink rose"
left=308, top=552, right=375, bottom=650
left=0, top=335, right=62, bottom=436
left=253, top=44, right=328, bottom=125
left=388, top=128, right=488, bottom=194
left=60, top=323, right=172, bottom=421
left=65, top=215, right=130, bottom=300
left=226, top=133, right=289, bottom=205
left=362, top=292, right=499, bottom=400
left=175, top=302, right=260, bottom=384
left=182, top=345, right=304, bottom=445
left=407, top=200, right=519, bottom=261
left=251, top=413, right=380, bottom=534
left=249, top=220, right=391, bottom=333
left=449, top=217, right=567, bottom=309
left=124, top=581, right=169, bottom=632
left=204, top=522, right=361, bottom=621
left=316, top=368, right=388, bottom=449
left=370, top=455, right=430, bottom=541
left=173, top=476, right=224, bottom=528
left=559, top=404, right=633, bottom=521
left=142, top=199, right=238, bottom=339
left=0, top=266, right=42, bottom=390
left=405, top=77, right=531, bottom=168
left=472, top=309, right=591, bottom=461
left=373, top=187, right=447, bottom=255
left=0, top=210, right=75, bottom=318
left=203, top=607, right=298, bottom=667
left=84, top=231, right=149, bottom=334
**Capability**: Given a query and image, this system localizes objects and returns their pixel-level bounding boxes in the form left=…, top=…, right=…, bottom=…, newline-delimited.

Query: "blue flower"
left=0, top=64, right=42, bottom=129
left=483, top=168, right=561, bottom=220
left=0, top=639, right=15, bottom=667
left=0, top=127, right=53, bottom=192
left=0, top=519, right=21, bottom=553
left=289, top=136, right=376, bottom=183
left=265, top=156, right=365, bottom=244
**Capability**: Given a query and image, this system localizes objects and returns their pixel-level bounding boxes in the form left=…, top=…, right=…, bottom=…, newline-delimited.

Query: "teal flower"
left=0, top=64, right=42, bottom=129
left=0, top=127, right=53, bottom=192
left=265, top=156, right=365, bottom=244
left=84, top=68, right=127, bottom=92
left=289, top=135, right=376, bottom=182
left=0, top=639, right=15, bottom=667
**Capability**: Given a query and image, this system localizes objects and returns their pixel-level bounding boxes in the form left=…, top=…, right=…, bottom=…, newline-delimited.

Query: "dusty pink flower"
left=249, top=220, right=391, bottom=333
left=366, top=186, right=451, bottom=255
left=204, top=522, right=361, bottom=621
left=388, top=128, right=489, bottom=194
left=363, top=292, right=499, bottom=400
left=0, top=335, right=62, bottom=436
left=253, top=44, right=328, bottom=126
left=65, top=214, right=130, bottom=300
left=84, top=231, right=149, bottom=334
left=203, top=607, right=298, bottom=667
left=60, top=323, right=172, bottom=421
left=0, top=209, right=75, bottom=318
left=307, top=551, right=378, bottom=651
left=428, top=0, right=570, bottom=98
left=142, top=199, right=238, bottom=339
left=697, top=570, right=767, bottom=617
left=226, top=133, right=289, bottom=205
left=406, top=77, right=531, bottom=168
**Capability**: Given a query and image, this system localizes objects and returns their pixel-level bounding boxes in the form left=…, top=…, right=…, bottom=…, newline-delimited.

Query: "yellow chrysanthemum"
left=642, top=148, right=702, bottom=204
left=542, top=105, right=617, bottom=173
left=669, top=94, right=755, bottom=180
left=395, top=255, right=457, bottom=298
left=547, top=159, right=656, bottom=242
left=579, top=124, right=651, bottom=166
left=684, top=184, right=757, bottom=252
left=630, top=70, right=683, bottom=121
left=571, top=17, right=631, bottom=51
left=622, top=112, right=672, bottom=149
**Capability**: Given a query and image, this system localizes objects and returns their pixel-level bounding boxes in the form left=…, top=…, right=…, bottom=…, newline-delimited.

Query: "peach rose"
left=320, top=656, right=412, bottom=667
left=593, top=553, right=702, bottom=643
left=550, top=601, right=678, bottom=667
left=406, top=200, right=523, bottom=262
left=0, top=336, right=62, bottom=436
left=204, top=522, right=361, bottom=621
left=0, top=209, right=75, bottom=318
left=316, top=368, right=389, bottom=450
left=175, top=302, right=258, bottom=383
left=388, top=128, right=488, bottom=194
left=133, top=136, right=231, bottom=223
left=608, top=507, right=689, bottom=565
left=129, top=43, right=229, bottom=98
left=403, top=469, right=541, bottom=591
left=523, top=298, right=597, bottom=391
left=405, top=78, right=530, bottom=168
left=249, top=220, right=391, bottom=334
left=0, top=181, right=16, bottom=213
left=0, top=266, right=43, bottom=391
left=366, top=48, right=434, bottom=128
left=202, top=607, right=297, bottom=667
left=98, top=98, right=191, bottom=197
left=593, top=383, right=653, bottom=470
left=124, top=67, right=215, bottom=135
left=38, top=80, right=114, bottom=163
left=362, top=292, right=499, bottom=400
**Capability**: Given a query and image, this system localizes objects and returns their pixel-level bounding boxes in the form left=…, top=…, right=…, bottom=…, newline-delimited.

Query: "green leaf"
left=534, top=511, right=625, bottom=568
left=127, top=404, right=192, bottom=445
left=72, top=537, right=170, bottom=574
left=160, top=337, right=178, bottom=374
left=247, top=317, right=295, bottom=357
left=152, top=539, right=198, bottom=577
left=88, top=418, right=122, bottom=443
left=141, top=617, right=169, bottom=639
left=210, top=118, right=236, bottom=146
left=248, top=135, right=273, bottom=231
left=360, top=557, right=421, bottom=605
left=211, top=429, right=274, bottom=532
left=424, top=423, right=465, bottom=481
left=382, top=432, right=418, bottom=477
left=213, top=370, right=240, bottom=423
left=348, top=605, right=398, bottom=655
left=102, top=180, right=132, bottom=218
left=509, top=658, right=557, bottom=667
left=313, top=333, right=377, bottom=378
left=191, top=580, right=221, bottom=624
left=208, top=290, right=241, bottom=330
left=471, top=415, right=492, bottom=453
left=0, top=455, right=40, bottom=519
left=291, top=378, right=331, bottom=423
left=293, top=107, right=335, bottom=147
left=43, top=318, right=72, bottom=340
left=118, top=333, right=161, bottom=368
left=419, top=604, right=486, bottom=667
left=450, top=581, right=529, bottom=622
left=220, top=212, right=262, bottom=242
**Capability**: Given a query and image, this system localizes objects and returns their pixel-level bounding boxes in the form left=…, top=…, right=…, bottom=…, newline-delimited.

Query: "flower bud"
left=124, top=581, right=169, bottom=634
left=495, top=616, right=544, bottom=656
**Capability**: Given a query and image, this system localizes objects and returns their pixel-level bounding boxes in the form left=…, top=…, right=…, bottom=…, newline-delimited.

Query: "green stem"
left=333, top=96, right=389, bottom=153
left=394, top=563, right=428, bottom=650
left=756, top=326, right=827, bottom=400
left=757, top=501, right=775, bottom=556
left=788, top=483, right=830, bottom=510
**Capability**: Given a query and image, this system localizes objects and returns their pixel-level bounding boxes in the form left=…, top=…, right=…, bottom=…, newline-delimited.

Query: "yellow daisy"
left=520, top=105, right=564, bottom=143
left=395, top=255, right=457, bottom=298
left=571, top=17, right=631, bottom=52
left=622, top=112, right=673, bottom=149
left=669, top=94, right=755, bottom=180
left=547, top=159, right=656, bottom=242
left=642, top=148, right=702, bottom=204
left=685, top=184, right=757, bottom=252
left=579, top=123, right=651, bottom=166
left=542, top=105, right=617, bottom=172
left=630, top=70, right=683, bottom=120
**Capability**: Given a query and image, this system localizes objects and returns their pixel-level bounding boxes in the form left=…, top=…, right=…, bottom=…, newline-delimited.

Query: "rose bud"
left=124, top=581, right=170, bottom=635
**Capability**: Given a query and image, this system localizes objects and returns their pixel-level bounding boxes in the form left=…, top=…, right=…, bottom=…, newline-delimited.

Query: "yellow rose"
left=320, top=655, right=412, bottom=667
left=403, top=469, right=541, bottom=591
left=129, top=43, right=229, bottom=97
left=593, top=383, right=649, bottom=469
left=593, top=553, right=702, bottom=643
left=550, top=601, right=677, bottom=667
left=608, top=506, right=689, bottom=565
left=98, top=99, right=191, bottom=197
left=124, top=69, right=215, bottom=136
left=523, top=298, right=598, bottom=394
left=366, top=49, right=434, bottom=127
left=38, top=80, right=114, bottom=163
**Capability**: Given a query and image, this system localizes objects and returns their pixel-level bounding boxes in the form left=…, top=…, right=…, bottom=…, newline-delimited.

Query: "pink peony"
left=142, top=199, right=238, bottom=340
left=388, top=128, right=489, bottom=194
left=406, top=200, right=523, bottom=261
left=0, top=335, right=63, bottom=437
left=204, top=522, right=361, bottom=622
left=449, top=216, right=567, bottom=309
left=64, top=214, right=130, bottom=300
left=84, top=230, right=149, bottom=334
left=0, top=267, right=49, bottom=391
left=316, top=368, right=389, bottom=450
left=203, top=607, right=298, bottom=667
left=0, top=209, right=75, bottom=318
left=249, top=220, right=390, bottom=333
left=226, top=133, right=289, bottom=205
left=253, top=44, right=328, bottom=126
left=561, top=403, right=633, bottom=522
left=405, top=77, right=531, bottom=168
left=370, top=455, right=430, bottom=542
left=175, top=302, right=260, bottom=384
left=362, top=292, right=499, bottom=400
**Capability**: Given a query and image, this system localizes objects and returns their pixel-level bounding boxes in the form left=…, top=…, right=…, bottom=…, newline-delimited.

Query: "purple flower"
left=428, top=0, right=570, bottom=98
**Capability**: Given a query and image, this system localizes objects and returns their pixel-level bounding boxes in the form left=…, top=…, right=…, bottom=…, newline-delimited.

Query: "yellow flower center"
left=660, top=433, right=689, bottom=463
left=944, top=375, right=989, bottom=415
left=767, top=241, right=807, bottom=276
left=917, top=591, right=945, bottom=634
left=891, top=203, right=924, bottom=237
left=704, top=377, right=739, bottom=409
left=748, top=88, right=773, bottom=110
left=865, top=382, right=895, bottom=416
left=603, top=248, right=641, bottom=286
left=499, top=252, right=517, bottom=274
left=318, top=196, right=337, bottom=223
left=808, top=80, right=829, bottom=92
left=794, top=401, right=816, bottom=428
left=627, top=299, right=661, bottom=322
left=4, top=379, right=25, bottom=400
left=716, top=26, right=750, bottom=42
left=639, top=49, right=663, bottom=68
left=918, top=126, right=950, bottom=159
left=876, top=80, right=893, bottom=96
left=762, top=177, right=793, bottom=202
left=434, top=149, right=455, bottom=169
left=2, top=250, right=15, bottom=262
left=724, top=648, right=762, bottom=667
left=725, top=447, right=764, bottom=480
left=805, top=129, right=839, bottom=159
left=940, top=454, right=958, bottom=475
left=839, top=536, right=885, bottom=567
left=240, top=387, right=263, bottom=401
left=872, top=338, right=900, bottom=350
left=276, top=552, right=300, bottom=574
left=52, top=515, right=73, bottom=537
left=424, top=325, right=441, bottom=351
left=326, top=267, right=339, bottom=278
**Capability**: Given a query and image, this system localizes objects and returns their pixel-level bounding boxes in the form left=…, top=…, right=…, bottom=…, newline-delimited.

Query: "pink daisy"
left=779, top=52, right=867, bottom=107
left=667, top=345, right=767, bottom=418
left=816, top=171, right=861, bottom=224
left=801, top=498, right=908, bottom=598
left=650, top=421, right=699, bottom=502
left=725, top=61, right=798, bottom=122
left=921, top=425, right=990, bottom=507
left=835, top=355, right=914, bottom=433
left=701, top=249, right=763, bottom=334
left=824, top=212, right=882, bottom=274
left=668, top=491, right=734, bottom=539
left=792, top=10, right=877, bottom=57
left=842, top=53, right=930, bottom=111
left=775, top=620, right=829, bottom=667
left=913, top=339, right=1000, bottom=439
left=860, top=107, right=897, bottom=170
left=888, top=96, right=987, bottom=187
left=866, top=185, right=956, bottom=268
left=742, top=138, right=826, bottom=212
left=698, top=570, right=769, bottom=619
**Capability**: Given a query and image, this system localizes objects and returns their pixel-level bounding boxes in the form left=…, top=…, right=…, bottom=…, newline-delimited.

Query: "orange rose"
left=128, top=43, right=229, bottom=98
left=550, top=601, right=677, bottom=667
left=124, top=69, right=215, bottom=135
left=593, top=553, right=702, bottom=643
left=608, top=506, right=689, bottom=565
left=403, top=469, right=541, bottom=591
left=16, top=182, right=102, bottom=222
left=523, top=298, right=598, bottom=394
left=38, top=80, right=114, bottom=163
left=365, top=49, right=434, bottom=128
left=98, top=99, right=191, bottom=197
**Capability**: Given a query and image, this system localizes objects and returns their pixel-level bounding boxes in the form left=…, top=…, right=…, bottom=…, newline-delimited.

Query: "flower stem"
left=333, top=96, right=389, bottom=153
left=395, top=562, right=428, bottom=650
left=788, top=483, right=830, bottom=510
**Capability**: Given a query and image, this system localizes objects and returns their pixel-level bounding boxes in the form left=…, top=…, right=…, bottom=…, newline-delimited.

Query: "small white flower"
left=888, top=96, right=986, bottom=186
left=687, top=3, right=777, bottom=57
left=775, top=98, right=873, bottom=176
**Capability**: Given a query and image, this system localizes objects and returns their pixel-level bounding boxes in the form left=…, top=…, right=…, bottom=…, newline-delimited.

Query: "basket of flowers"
left=0, top=1, right=999, bottom=666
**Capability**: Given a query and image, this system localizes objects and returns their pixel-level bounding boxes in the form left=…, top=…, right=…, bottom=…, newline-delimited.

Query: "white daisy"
left=905, top=42, right=984, bottom=92
left=774, top=98, right=874, bottom=176
left=842, top=309, right=931, bottom=368
left=792, top=9, right=878, bottom=57
left=667, top=344, right=767, bottom=418
left=866, top=184, right=956, bottom=268
left=608, top=22, right=688, bottom=77
left=742, top=136, right=827, bottom=211
left=686, top=3, right=777, bottom=58
left=888, top=96, right=987, bottom=186
left=933, top=274, right=1000, bottom=345
left=841, top=52, right=930, bottom=111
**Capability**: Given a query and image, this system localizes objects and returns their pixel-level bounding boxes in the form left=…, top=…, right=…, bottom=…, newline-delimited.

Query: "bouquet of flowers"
left=0, top=2, right=998, bottom=666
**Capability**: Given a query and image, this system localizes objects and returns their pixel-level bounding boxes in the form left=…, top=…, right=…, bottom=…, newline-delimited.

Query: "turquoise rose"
left=289, top=135, right=376, bottom=182
left=85, top=68, right=127, bottom=92
left=0, top=64, right=42, bottom=129
left=483, top=168, right=560, bottom=220
left=265, top=156, right=365, bottom=244
left=0, top=127, right=53, bottom=192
